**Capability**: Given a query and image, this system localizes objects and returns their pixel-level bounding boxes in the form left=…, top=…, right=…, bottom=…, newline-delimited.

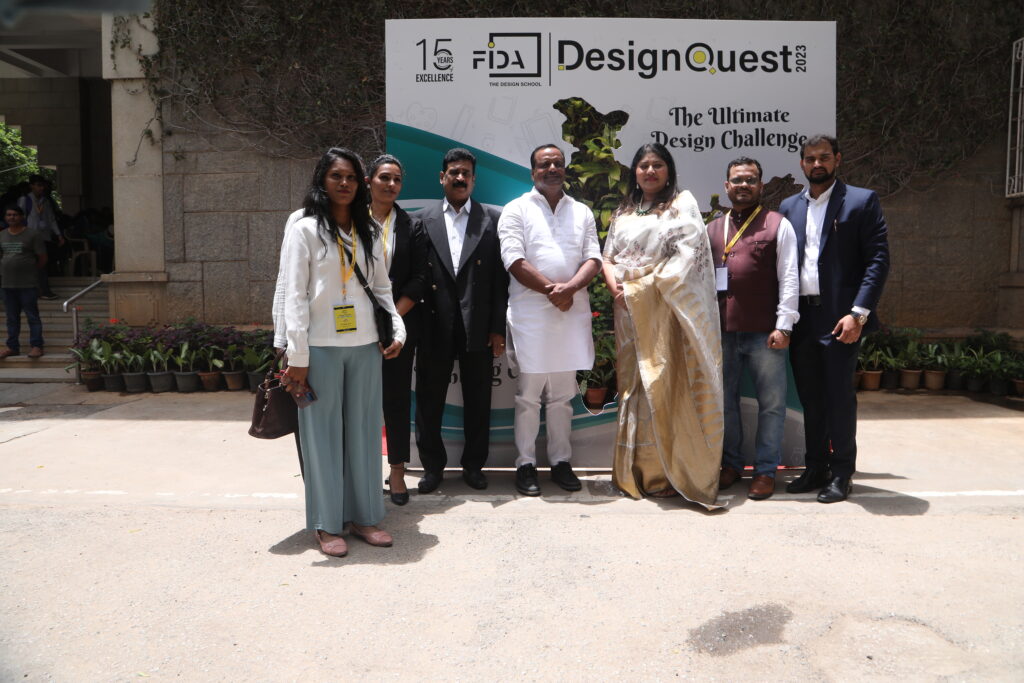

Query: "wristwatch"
left=777, top=329, right=791, bottom=337
left=850, top=311, right=868, bottom=326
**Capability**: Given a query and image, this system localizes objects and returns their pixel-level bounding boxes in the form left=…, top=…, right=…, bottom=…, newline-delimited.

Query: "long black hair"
left=303, top=147, right=378, bottom=260
left=615, top=143, right=679, bottom=218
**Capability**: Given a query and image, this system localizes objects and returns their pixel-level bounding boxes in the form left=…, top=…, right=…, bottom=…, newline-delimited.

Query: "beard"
left=806, top=168, right=836, bottom=185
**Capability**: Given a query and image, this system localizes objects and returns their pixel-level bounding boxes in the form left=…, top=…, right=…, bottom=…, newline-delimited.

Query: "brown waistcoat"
left=706, top=207, right=783, bottom=333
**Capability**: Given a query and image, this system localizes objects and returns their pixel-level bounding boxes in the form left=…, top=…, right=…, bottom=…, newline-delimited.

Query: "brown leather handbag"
left=248, top=350, right=298, bottom=439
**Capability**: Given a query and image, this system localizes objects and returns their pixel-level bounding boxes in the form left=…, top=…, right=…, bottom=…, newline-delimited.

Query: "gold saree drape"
left=606, top=192, right=723, bottom=508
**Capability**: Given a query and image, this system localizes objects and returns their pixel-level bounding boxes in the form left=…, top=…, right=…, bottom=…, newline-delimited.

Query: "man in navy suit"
left=413, top=148, right=508, bottom=493
left=778, top=135, right=890, bottom=503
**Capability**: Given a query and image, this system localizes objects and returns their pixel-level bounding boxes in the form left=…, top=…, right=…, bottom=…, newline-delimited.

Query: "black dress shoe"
left=386, top=473, right=410, bottom=505
left=418, top=470, right=443, bottom=494
left=785, top=466, right=832, bottom=494
left=817, top=476, right=852, bottom=503
left=462, top=468, right=488, bottom=490
left=550, top=461, right=582, bottom=491
left=515, top=464, right=541, bottom=496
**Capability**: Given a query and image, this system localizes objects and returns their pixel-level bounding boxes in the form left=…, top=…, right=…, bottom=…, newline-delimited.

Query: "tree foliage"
left=133, top=0, right=1024, bottom=196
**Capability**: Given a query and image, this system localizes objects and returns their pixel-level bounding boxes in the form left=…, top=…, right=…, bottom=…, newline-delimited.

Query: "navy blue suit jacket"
left=778, top=179, right=890, bottom=339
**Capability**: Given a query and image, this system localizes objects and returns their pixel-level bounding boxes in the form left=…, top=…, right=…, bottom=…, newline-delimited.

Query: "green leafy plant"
left=196, top=344, right=224, bottom=372
left=121, top=349, right=147, bottom=373
left=93, top=339, right=124, bottom=375
left=241, top=344, right=275, bottom=373
left=222, top=343, right=243, bottom=372
left=148, top=343, right=174, bottom=373
left=578, top=328, right=617, bottom=392
left=64, top=339, right=101, bottom=373
left=172, top=342, right=197, bottom=373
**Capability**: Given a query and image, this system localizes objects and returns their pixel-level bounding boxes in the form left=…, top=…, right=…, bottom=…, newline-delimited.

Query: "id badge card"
left=715, top=266, right=728, bottom=292
left=333, top=304, right=357, bottom=334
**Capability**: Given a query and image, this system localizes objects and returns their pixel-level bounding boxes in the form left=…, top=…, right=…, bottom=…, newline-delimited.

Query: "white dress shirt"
left=498, top=188, right=602, bottom=373
left=281, top=217, right=405, bottom=367
left=800, top=182, right=869, bottom=317
left=443, top=197, right=471, bottom=275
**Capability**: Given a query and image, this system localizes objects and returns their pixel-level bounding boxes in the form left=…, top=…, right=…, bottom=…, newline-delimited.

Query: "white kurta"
left=497, top=189, right=602, bottom=374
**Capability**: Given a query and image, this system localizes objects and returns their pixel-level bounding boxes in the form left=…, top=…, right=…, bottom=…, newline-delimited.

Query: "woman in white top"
left=281, top=148, right=406, bottom=557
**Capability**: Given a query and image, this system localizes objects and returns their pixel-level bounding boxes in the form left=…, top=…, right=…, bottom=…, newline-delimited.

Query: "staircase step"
left=0, top=367, right=74, bottom=383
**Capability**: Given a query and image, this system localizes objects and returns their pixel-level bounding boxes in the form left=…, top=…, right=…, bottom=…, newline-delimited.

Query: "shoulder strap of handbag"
left=340, top=241, right=383, bottom=312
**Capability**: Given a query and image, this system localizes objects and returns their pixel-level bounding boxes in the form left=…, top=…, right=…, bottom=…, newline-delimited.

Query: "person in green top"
left=0, top=204, right=47, bottom=359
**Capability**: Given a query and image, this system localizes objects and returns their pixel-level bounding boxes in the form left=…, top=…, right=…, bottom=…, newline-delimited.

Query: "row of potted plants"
left=858, top=328, right=1024, bottom=396
left=68, top=320, right=276, bottom=393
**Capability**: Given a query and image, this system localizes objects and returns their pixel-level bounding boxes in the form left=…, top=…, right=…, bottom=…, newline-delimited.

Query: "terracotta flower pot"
left=584, top=386, right=608, bottom=408
left=198, top=370, right=223, bottom=391
left=923, top=369, right=947, bottom=391
left=223, top=370, right=247, bottom=391
left=898, top=369, right=921, bottom=391
left=860, top=370, right=882, bottom=391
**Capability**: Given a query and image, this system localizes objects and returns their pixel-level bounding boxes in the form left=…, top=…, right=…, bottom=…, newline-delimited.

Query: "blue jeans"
left=3, top=287, right=43, bottom=352
left=721, top=331, right=787, bottom=477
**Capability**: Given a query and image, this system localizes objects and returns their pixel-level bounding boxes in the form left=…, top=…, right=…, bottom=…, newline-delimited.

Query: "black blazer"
left=412, top=199, right=508, bottom=354
left=779, top=179, right=890, bottom=337
left=387, top=204, right=429, bottom=343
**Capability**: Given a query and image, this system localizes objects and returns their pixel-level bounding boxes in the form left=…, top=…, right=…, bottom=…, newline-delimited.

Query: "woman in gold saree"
left=601, top=143, right=723, bottom=507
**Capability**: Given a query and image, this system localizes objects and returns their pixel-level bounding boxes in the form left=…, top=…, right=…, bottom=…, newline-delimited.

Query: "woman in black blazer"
left=367, top=154, right=429, bottom=505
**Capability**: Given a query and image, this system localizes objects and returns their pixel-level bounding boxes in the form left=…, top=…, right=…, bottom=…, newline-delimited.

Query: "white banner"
left=387, top=18, right=835, bottom=468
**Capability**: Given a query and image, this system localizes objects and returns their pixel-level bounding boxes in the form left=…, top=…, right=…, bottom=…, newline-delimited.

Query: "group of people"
left=0, top=174, right=67, bottom=360
left=274, top=134, right=889, bottom=557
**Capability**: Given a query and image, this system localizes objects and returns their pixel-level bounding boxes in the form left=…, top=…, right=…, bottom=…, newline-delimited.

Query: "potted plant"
left=172, top=341, right=201, bottom=393
left=65, top=338, right=103, bottom=392
left=242, top=343, right=275, bottom=392
left=121, top=349, right=149, bottom=393
left=985, top=350, right=1011, bottom=397
left=579, top=331, right=616, bottom=408
left=221, top=343, right=247, bottom=391
left=962, top=348, right=988, bottom=393
left=859, top=347, right=884, bottom=391
left=147, top=343, right=176, bottom=393
left=196, top=344, right=224, bottom=391
left=920, top=342, right=948, bottom=391
left=1008, top=354, right=1024, bottom=397
left=944, top=341, right=968, bottom=390
left=94, top=339, right=126, bottom=392
left=896, top=332, right=923, bottom=391
left=879, top=348, right=903, bottom=390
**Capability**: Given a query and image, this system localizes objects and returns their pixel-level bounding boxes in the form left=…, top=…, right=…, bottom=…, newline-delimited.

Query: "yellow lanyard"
left=336, top=227, right=357, bottom=299
left=379, top=211, right=393, bottom=262
left=721, top=206, right=762, bottom=265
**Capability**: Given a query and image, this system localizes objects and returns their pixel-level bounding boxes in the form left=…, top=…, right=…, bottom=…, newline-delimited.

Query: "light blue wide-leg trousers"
left=300, top=344, right=385, bottom=534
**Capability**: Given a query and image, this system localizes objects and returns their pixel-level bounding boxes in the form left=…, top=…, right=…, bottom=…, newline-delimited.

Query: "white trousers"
left=513, top=371, right=578, bottom=468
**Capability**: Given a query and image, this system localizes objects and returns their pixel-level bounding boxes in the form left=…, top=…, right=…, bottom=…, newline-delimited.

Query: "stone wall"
left=878, top=141, right=1014, bottom=333
left=161, top=132, right=314, bottom=324
left=0, top=77, right=82, bottom=213
left=157, top=136, right=1019, bottom=331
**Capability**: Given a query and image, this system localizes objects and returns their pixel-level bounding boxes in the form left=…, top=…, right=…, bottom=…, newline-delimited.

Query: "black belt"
left=800, top=295, right=822, bottom=306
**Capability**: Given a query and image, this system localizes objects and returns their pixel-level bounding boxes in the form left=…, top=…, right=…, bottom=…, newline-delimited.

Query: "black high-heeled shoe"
left=386, top=469, right=410, bottom=506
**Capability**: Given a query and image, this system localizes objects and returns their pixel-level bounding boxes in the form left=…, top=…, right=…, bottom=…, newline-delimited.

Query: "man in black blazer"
left=778, top=135, right=890, bottom=503
left=413, top=148, right=508, bottom=493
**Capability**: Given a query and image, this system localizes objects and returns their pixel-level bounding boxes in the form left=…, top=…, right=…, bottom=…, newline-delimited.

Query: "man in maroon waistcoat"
left=707, top=158, right=800, bottom=500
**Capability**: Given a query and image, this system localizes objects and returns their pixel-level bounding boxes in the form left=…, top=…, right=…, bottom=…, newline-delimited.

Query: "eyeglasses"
left=728, top=177, right=760, bottom=186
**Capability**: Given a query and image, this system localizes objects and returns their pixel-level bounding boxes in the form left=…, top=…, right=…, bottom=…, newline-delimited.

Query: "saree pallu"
left=607, top=192, right=723, bottom=509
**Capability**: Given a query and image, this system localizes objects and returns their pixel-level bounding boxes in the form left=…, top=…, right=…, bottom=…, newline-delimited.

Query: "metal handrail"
left=62, top=279, right=106, bottom=383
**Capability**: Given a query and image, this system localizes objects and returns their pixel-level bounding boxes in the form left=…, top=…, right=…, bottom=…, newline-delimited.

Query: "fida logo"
left=472, top=33, right=542, bottom=78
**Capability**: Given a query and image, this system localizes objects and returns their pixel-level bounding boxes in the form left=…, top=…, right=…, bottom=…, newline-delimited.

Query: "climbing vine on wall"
left=124, top=0, right=1023, bottom=196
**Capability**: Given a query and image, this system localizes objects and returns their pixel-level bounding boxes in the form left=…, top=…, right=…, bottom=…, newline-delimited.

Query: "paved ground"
left=0, top=383, right=1022, bottom=681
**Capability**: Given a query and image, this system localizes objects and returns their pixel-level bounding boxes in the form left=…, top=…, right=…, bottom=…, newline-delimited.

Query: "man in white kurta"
left=498, top=145, right=602, bottom=496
